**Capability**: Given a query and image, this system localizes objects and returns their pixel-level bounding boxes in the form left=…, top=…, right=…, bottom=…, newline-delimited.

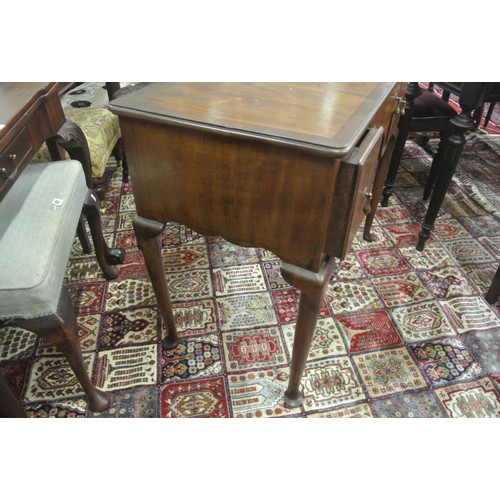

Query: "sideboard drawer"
left=327, top=127, right=384, bottom=259
left=370, top=82, right=406, bottom=154
left=0, top=127, right=34, bottom=199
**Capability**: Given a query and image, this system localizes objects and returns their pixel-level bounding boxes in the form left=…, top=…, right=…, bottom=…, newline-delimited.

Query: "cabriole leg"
left=280, top=256, right=336, bottom=407
left=16, top=289, right=110, bottom=412
left=133, top=216, right=178, bottom=349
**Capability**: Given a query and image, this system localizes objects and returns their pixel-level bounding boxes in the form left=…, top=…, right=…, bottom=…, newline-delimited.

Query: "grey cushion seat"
left=0, top=160, right=87, bottom=319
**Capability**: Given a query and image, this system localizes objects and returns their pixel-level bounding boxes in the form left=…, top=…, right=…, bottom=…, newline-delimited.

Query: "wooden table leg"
left=280, top=256, right=336, bottom=407
left=133, top=216, right=178, bottom=348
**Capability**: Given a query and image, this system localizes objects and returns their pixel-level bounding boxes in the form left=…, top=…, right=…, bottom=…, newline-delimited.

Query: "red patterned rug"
left=1, top=92, right=499, bottom=418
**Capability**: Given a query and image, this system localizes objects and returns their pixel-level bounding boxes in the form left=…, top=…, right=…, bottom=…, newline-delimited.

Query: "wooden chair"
left=0, top=141, right=124, bottom=415
left=381, top=83, right=458, bottom=208
left=32, top=82, right=129, bottom=200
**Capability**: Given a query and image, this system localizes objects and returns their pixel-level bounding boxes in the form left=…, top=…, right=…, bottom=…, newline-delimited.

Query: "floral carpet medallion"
left=443, top=239, right=496, bottom=265
left=162, top=244, right=209, bottom=271
left=161, top=377, right=229, bottom=417
left=301, top=357, right=365, bottom=411
left=370, top=390, right=447, bottom=418
left=282, top=317, right=347, bottom=360
left=24, top=353, right=96, bottom=403
left=410, top=338, right=484, bottom=387
left=172, top=299, right=218, bottom=337
left=160, top=334, right=221, bottom=381
left=2, top=100, right=499, bottom=419
left=272, top=288, right=330, bottom=324
left=89, top=387, right=158, bottom=418
left=326, top=280, right=383, bottom=315
left=389, top=301, right=456, bottom=342
left=358, top=248, right=411, bottom=276
left=352, top=348, right=427, bottom=398
left=0, top=326, right=37, bottom=362
left=222, top=327, right=286, bottom=372
left=461, top=328, right=500, bottom=374
left=434, top=377, right=500, bottom=417
left=432, top=219, right=472, bottom=241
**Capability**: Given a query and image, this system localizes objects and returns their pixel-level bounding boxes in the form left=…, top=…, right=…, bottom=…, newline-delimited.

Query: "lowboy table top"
left=110, top=82, right=396, bottom=156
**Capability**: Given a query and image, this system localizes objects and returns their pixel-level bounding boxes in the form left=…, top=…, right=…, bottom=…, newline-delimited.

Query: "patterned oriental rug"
left=1, top=114, right=500, bottom=418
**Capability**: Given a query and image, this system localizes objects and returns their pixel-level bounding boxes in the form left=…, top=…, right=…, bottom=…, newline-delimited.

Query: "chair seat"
left=32, top=107, right=121, bottom=178
left=0, top=161, right=87, bottom=319
left=414, top=90, right=458, bottom=118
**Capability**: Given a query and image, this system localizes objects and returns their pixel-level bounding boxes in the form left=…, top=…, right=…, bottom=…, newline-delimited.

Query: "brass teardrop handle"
left=1, top=154, right=19, bottom=180
left=394, top=97, right=406, bottom=116
left=363, top=189, right=373, bottom=215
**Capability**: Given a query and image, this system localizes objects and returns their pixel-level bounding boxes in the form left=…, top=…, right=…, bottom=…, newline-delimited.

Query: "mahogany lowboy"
left=110, top=82, right=404, bottom=406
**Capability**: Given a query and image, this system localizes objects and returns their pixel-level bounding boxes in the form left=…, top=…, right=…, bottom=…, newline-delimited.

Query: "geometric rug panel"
left=370, top=389, right=447, bottom=418
left=434, top=377, right=500, bottom=418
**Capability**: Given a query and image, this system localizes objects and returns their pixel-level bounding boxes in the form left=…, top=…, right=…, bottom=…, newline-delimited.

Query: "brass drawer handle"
left=394, top=97, right=406, bottom=116
left=1, top=154, right=19, bottom=180
left=363, top=189, right=373, bottom=215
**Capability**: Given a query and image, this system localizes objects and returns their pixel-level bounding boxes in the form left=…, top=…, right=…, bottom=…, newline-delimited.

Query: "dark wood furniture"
left=110, top=82, right=404, bottom=406
left=381, top=82, right=500, bottom=251
left=486, top=264, right=500, bottom=305
left=0, top=83, right=125, bottom=415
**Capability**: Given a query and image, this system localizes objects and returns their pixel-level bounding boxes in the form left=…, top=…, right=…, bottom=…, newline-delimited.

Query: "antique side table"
left=110, top=82, right=404, bottom=406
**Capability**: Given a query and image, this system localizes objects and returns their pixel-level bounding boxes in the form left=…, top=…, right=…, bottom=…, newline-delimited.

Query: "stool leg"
left=82, top=189, right=125, bottom=278
left=16, top=289, right=110, bottom=412
left=0, top=370, right=26, bottom=417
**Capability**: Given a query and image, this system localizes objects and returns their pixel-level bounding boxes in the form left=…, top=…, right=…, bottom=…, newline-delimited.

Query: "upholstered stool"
left=0, top=160, right=118, bottom=414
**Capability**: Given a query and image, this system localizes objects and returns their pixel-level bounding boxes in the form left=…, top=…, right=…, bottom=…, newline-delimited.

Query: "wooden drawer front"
left=0, top=127, right=34, bottom=200
left=327, top=127, right=384, bottom=259
left=370, top=82, right=406, bottom=153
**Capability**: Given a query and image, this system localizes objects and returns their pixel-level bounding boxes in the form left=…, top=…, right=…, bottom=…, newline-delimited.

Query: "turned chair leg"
left=423, top=132, right=447, bottom=201
left=16, top=289, right=110, bottom=413
left=112, top=139, right=129, bottom=183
